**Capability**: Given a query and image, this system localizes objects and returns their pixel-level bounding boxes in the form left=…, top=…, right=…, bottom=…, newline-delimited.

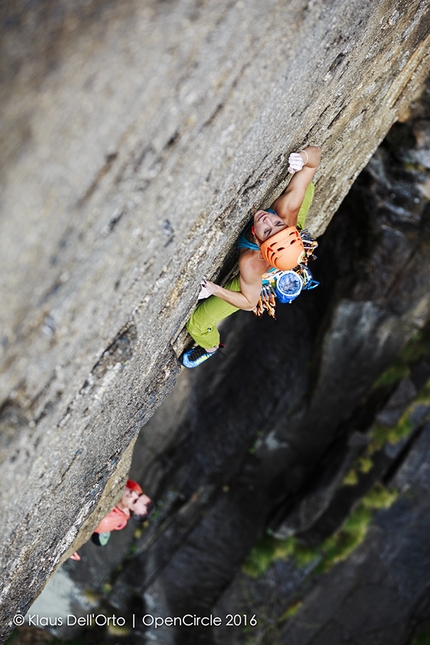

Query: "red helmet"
left=260, top=226, right=305, bottom=270
left=126, top=479, right=143, bottom=495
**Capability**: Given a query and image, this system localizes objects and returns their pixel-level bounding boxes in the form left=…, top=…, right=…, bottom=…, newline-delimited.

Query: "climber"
left=180, top=145, right=321, bottom=368
left=70, top=479, right=153, bottom=560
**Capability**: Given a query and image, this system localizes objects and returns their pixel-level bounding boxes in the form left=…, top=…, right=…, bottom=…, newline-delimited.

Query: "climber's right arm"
left=201, top=251, right=266, bottom=311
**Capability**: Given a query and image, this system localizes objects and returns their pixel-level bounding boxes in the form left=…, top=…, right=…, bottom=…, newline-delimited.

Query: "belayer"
left=70, top=480, right=153, bottom=560
left=180, top=146, right=321, bottom=368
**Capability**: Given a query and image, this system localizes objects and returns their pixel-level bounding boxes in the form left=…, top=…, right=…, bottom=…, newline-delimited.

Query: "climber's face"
left=122, top=487, right=140, bottom=507
left=130, top=494, right=152, bottom=517
left=253, top=210, right=287, bottom=243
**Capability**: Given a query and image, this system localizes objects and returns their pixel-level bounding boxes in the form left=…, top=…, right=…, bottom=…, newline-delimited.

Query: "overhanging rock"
left=0, top=0, right=429, bottom=638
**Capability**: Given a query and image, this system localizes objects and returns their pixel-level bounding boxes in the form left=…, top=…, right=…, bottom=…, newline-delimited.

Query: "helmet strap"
left=251, top=225, right=263, bottom=246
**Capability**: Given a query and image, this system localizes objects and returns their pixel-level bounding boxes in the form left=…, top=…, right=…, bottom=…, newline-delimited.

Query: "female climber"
left=70, top=479, right=153, bottom=560
left=180, top=145, right=321, bottom=368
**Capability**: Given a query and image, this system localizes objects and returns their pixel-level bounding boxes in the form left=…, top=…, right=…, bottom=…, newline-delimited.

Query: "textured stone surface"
left=1, top=0, right=430, bottom=639
left=95, top=88, right=430, bottom=645
left=278, top=424, right=430, bottom=645
left=47, top=86, right=430, bottom=645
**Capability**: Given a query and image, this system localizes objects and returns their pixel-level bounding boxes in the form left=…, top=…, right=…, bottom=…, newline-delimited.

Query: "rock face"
left=27, top=83, right=430, bottom=645
left=278, top=424, right=430, bottom=645
left=103, top=87, right=430, bottom=645
left=1, top=0, right=430, bottom=639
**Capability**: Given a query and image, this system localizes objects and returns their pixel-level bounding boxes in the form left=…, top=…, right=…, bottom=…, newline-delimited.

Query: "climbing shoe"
left=91, top=532, right=111, bottom=546
left=180, top=345, right=219, bottom=368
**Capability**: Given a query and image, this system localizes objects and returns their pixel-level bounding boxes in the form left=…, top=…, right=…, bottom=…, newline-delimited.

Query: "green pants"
left=186, top=275, right=241, bottom=348
left=186, top=183, right=314, bottom=348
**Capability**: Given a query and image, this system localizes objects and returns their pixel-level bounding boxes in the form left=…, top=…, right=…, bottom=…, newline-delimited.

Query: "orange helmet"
left=260, top=226, right=305, bottom=270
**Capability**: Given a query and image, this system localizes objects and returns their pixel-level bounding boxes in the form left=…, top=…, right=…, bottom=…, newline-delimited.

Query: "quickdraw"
left=254, top=283, right=277, bottom=318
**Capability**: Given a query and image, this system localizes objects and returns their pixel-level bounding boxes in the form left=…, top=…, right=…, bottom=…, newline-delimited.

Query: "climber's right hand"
left=198, top=278, right=215, bottom=299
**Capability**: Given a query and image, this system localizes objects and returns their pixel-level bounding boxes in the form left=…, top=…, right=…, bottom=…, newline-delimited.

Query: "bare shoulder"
left=239, top=248, right=269, bottom=281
